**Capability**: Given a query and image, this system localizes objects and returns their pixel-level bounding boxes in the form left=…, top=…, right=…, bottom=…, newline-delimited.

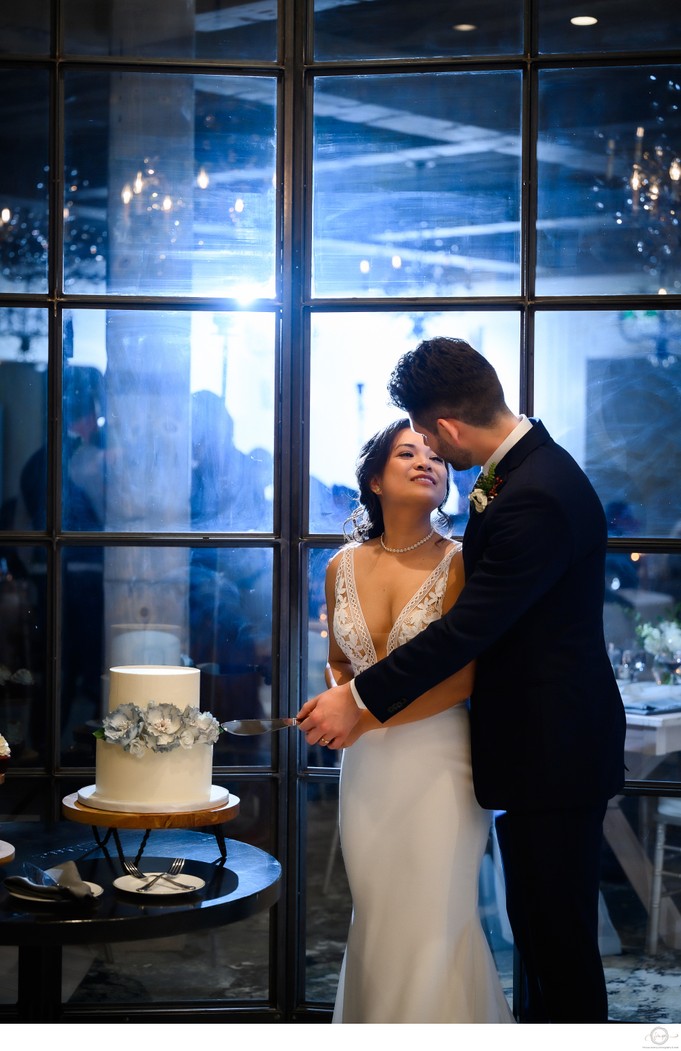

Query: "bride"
left=324, top=418, right=513, bottom=1024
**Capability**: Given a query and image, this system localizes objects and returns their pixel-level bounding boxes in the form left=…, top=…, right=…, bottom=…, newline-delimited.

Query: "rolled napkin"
left=4, top=860, right=94, bottom=900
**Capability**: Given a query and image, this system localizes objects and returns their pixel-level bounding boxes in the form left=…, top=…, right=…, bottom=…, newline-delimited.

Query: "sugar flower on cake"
left=144, top=703, right=185, bottom=751
left=181, top=706, right=221, bottom=747
left=101, top=703, right=146, bottom=750
left=96, top=702, right=221, bottom=755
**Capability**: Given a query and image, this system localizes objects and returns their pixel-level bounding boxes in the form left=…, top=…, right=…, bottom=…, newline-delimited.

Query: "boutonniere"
left=469, top=463, right=503, bottom=513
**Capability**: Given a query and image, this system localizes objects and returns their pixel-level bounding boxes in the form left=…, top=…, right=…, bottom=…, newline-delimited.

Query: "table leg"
left=17, top=944, right=62, bottom=1021
left=214, top=824, right=227, bottom=858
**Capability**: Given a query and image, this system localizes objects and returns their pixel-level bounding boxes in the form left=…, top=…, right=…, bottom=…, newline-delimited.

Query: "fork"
left=123, top=858, right=193, bottom=892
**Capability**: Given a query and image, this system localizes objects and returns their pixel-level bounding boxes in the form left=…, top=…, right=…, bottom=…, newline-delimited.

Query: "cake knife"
left=221, top=718, right=299, bottom=735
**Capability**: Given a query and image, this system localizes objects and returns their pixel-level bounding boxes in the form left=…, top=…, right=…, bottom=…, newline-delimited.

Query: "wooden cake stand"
left=62, top=790, right=240, bottom=864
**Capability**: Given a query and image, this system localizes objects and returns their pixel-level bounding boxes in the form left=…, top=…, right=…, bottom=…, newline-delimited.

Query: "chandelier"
left=119, top=159, right=211, bottom=228
left=603, top=75, right=681, bottom=295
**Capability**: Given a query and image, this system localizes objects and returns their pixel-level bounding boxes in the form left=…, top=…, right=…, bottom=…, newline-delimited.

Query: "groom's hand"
left=297, top=682, right=361, bottom=749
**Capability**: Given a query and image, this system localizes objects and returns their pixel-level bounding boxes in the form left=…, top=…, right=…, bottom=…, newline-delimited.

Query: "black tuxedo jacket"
left=355, top=420, right=626, bottom=811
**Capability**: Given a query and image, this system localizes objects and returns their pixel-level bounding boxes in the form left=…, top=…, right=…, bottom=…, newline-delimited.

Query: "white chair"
left=646, top=798, right=681, bottom=954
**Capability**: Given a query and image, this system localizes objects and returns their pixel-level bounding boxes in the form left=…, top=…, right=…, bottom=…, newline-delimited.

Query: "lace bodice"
left=333, top=542, right=459, bottom=675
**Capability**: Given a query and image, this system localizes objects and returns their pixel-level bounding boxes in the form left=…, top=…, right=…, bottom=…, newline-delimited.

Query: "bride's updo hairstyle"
left=346, top=417, right=451, bottom=543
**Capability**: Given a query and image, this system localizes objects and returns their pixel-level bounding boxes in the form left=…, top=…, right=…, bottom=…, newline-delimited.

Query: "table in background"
left=0, top=823, right=281, bottom=1021
left=604, top=694, right=681, bottom=949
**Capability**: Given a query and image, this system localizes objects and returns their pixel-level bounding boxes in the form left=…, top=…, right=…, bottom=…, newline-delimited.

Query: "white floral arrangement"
left=94, top=702, right=222, bottom=757
left=637, top=619, right=681, bottom=657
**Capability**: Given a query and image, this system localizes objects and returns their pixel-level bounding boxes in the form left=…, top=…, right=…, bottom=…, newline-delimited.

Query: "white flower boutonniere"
left=469, top=463, right=503, bottom=514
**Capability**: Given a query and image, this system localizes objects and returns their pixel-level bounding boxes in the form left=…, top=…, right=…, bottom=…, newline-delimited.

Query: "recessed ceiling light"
left=570, top=15, right=598, bottom=26
left=452, top=24, right=477, bottom=32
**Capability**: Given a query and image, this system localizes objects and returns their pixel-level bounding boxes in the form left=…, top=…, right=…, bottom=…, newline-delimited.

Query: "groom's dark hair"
left=388, top=336, right=508, bottom=430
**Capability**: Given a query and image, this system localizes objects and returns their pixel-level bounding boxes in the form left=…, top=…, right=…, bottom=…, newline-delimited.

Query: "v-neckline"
left=346, top=543, right=456, bottom=662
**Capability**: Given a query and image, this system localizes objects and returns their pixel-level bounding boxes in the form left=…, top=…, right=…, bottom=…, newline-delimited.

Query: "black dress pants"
left=495, top=802, right=609, bottom=1023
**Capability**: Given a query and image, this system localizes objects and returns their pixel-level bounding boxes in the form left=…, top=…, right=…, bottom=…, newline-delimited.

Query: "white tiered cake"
left=78, top=665, right=229, bottom=814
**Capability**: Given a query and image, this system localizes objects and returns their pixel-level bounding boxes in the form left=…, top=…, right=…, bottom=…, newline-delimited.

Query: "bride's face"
left=374, top=428, right=447, bottom=509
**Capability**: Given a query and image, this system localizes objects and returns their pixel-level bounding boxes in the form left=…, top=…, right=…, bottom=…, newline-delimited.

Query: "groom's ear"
left=436, top=418, right=461, bottom=443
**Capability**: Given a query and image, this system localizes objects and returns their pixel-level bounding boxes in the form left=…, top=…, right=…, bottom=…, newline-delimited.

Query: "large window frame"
left=0, top=0, right=680, bottom=1023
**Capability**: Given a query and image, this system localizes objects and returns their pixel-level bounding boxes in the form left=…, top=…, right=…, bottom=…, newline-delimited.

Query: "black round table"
left=0, top=824, right=281, bottom=1021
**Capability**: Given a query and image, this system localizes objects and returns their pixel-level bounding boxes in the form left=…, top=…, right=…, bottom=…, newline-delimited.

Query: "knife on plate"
left=221, top=717, right=299, bottom=735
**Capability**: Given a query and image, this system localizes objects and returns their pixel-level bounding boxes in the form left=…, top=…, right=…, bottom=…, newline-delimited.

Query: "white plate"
left=6, top=880, right=103, bottom=903
left=113, top=872, right=205, bottom=896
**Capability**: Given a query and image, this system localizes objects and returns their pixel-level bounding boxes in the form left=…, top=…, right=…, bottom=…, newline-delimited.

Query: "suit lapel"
left=461, top=419, right=551, bottom=569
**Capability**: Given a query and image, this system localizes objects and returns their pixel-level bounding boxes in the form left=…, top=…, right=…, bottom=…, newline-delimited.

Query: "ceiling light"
left=570, top=15, right=598, bottom=26
left=452, top=23, right=476, bottom=31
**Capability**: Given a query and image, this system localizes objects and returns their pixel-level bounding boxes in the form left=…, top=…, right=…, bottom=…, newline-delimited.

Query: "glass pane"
left=534, top=310, right=681, bottom=538
left=305, top=782, right=349, bottom=1004
left=0, top=356, right=48, bottom=531
left=0, top=545, right=47, bottom=767
left=537, top=66, right=681, bottom=296
left=314, top=0, right=523, bottom=61
left=0, top=306, right=48, bottom=365
left=604, top=550, right=681, bottom=786
left=305, top=545, right=342, bottom=770
left=60, top=544, right=273, bottom=767
left=64, top=71, right=277, bottom=297
left=309, top=311, right=520, bottom=533
left=313, top=72, right=522, bottom=298
left=538, top=0, right=681, bottom=56
left=0, top=2, right=50, bottom=54
left=0, top=70, right=50, bottom=293
left=62, top=310, right=275, bottom=533
left=63, top=0, right=277, bottom=61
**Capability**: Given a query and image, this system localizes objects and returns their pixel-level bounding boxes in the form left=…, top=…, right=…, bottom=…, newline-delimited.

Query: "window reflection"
left=312, top=72, right=522, bottom=299
left=305, top=782, right=349, bottom=1002
left=62, top=310, right=274, bottom=534
left=0, top=545, right=47, bottom=767
left=537, top=66, right=681, bottom=295
left=63, top=0, right=277, bottom=61
left=314, top=0, right=523, bottom=60
left=535, top=310, right=681, bottom=538
left=63, top=71, right=277, bottom=297
left=60, top=544, right=273, bottom=767
left=0, top=356, right=48, bottom=532
left=306, top=546, right=341, bottom=770
left=309, top=311, right=520, bottom=533
left=537, top=0, right=681, bottom=55
left=0, top=70, right=50, bottom=294
left=0, top=3, right=50, bottom=55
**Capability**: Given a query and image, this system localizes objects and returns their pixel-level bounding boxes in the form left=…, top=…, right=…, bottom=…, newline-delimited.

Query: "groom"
left=298, top=336, right=626, bottom=1023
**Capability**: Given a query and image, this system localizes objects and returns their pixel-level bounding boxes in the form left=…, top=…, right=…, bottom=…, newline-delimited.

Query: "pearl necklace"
left=380, top=527, right=434, bottom=554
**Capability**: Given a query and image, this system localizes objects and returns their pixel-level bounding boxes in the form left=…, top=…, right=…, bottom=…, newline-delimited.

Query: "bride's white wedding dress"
left=332, top=542, right=514, bottom=1024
